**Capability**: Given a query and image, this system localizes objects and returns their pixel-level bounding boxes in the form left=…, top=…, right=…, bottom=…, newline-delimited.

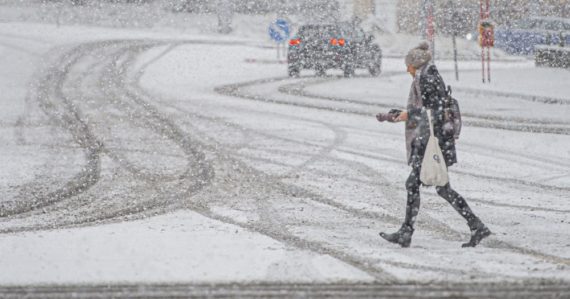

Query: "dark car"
left=287, top=23, right=382, bottom=77
left=494, top=17, right=570, bottom=55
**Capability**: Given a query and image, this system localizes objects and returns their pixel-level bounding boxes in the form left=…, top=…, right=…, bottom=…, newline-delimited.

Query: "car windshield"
left=337, top=23, right=364, bottom=39
left=297, top=24, right=356, bottom=39
left=298, top=26, right=340, bottom=39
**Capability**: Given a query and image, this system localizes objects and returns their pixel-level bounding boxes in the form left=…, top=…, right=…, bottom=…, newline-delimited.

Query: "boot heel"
left=462, top=225, right=491, bottom=248
left=379, top=227, right=413, bottom=248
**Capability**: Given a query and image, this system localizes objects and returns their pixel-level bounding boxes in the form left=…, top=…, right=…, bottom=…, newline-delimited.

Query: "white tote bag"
left=420, top=109, right=449, bottom=186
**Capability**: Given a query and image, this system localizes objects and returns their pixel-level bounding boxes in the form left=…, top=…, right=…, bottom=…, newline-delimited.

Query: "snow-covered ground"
left=1, top=211, right=371, bottom=284
left=0, top=2, right=569, bottom=297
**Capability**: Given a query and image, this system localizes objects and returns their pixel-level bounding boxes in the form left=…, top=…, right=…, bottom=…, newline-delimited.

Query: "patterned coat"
left=405, top=64, right=457, bottom=167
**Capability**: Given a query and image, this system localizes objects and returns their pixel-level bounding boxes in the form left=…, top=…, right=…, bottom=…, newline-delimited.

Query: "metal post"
left=479, top=0, right=492, bottom=83
left=217, top=0, right=233, bottom=34
left=453, top=34, right=459, bottom=81
left=450, top=1, right=460, bottom=81
left=487, top=47, right=491, bottom=83
left=481, top=47, right=486, bottom=83
left=420, top=0, right=428, bottom=40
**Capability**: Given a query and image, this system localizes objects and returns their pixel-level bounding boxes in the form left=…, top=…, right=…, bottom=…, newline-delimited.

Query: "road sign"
left=268, top=19, right=290, bottom=43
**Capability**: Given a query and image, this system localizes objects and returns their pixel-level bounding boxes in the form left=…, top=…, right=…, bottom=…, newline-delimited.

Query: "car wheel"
left=368, top=62, right=381, bottom=77
left=288, top=65, right=300, bottom=77
left=315, top=66, right=326, bottom=77
left=343, top=64, right=354, bottom=78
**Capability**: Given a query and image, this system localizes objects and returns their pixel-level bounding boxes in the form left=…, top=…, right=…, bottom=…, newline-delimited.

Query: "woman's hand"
left=396, top=111, right=408, bottom=122
left=376, top=109, right=408, bottom=122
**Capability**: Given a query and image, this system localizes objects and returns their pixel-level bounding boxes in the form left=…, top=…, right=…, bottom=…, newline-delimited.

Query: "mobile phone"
left=389, top=109, right=402, bottom=116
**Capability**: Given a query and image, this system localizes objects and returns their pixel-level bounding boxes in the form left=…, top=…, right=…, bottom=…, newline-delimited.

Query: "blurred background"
left=1, top=0, right=569, bottom=58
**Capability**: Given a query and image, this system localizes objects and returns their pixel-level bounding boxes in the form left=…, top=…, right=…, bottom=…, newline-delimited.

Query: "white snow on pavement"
left=0, top=2, right=569, bottom=287
left=0, top=210, right=373, bottom=285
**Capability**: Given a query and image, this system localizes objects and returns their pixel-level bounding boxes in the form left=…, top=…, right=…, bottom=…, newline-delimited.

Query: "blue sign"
left=268, top=19, right=290, bottom=43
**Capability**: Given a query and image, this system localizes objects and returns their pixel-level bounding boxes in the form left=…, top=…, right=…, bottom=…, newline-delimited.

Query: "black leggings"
left=403, top=162, right=480, bottom=230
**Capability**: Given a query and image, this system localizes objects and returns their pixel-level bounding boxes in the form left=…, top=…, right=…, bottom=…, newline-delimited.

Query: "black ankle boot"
left=462, top=222, right=491, bottom=248
left=379, top=225, right=414, bottom=248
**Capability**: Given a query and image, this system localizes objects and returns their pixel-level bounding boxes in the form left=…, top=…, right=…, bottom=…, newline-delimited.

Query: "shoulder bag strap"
left=426, top=109, right=435, bottom=137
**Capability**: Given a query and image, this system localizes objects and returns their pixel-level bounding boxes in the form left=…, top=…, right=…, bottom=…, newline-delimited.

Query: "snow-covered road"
left=0, top=19, right=569, bottom=297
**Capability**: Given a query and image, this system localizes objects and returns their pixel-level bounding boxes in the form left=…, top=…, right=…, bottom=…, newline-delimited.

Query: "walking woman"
left=377, top=42, right=491, bottom=248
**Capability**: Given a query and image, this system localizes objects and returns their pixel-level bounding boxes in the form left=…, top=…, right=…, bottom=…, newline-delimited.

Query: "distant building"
left=396, top=0, right=570, bottom=35
left=353, top=0, right=374, bottom=19
left=374, top=0, right=398, bottom=32
left=337, top=0, right=397, bottom=32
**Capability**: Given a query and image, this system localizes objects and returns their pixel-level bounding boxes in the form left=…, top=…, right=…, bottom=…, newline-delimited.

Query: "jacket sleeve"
left=407, top=106, right=423, bottom=124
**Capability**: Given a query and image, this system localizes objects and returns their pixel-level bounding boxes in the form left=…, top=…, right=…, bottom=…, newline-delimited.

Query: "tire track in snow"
left=0, top=42, right=108, bottom=218
left=278, top=76, right=570, bottom=134
left=63, top=41, right=214, bottom=225
left=3, top=40, right=396, bottom=282
left=96, top=40, right=570, bottom=273
left=220, top=74, right=570, bottom=200
left=149, top=95, right=467, bottom=243
left=3, top=38, right=566, bottom=284
left=35, top=39, right=559, bottom=280
left=216, top=75, right=570, bottom=192
left=213, top=72, right=570, bottom=267
left=155, top=81, right=568, bottom=274
left=228, top=144, right=570, bottom=268
left=129, top=72, right=398, bottom=282
left=98, top=45, right=200, bottom=184
left=225, top=132, right=569, bottom=215
left=1, top=40, right=215, bottom=229
left=456, top=86, right=570, bottom=105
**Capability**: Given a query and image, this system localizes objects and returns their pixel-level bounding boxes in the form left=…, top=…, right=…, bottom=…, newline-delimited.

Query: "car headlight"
left=465, top=33, right=473, bottom=40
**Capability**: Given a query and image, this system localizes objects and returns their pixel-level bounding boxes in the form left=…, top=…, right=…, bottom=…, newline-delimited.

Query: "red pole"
left=481, top=48, right=486, bottom=83
left=486, top=0, right=491, bottom=83
left=487, top=47, right=491, bottom=83
left=480, top=0, right=483, bottom=22
left=480, top=0, right=485, bottom=83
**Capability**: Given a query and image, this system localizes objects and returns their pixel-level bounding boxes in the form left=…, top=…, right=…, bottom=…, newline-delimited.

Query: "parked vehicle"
left=494, top=17, right=570, bottom=55
left=287, top=23, right=382, bottom=77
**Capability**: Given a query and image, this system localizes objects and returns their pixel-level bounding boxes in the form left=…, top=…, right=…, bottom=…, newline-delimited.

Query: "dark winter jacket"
left=406, top=64, right=457, bottom=167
